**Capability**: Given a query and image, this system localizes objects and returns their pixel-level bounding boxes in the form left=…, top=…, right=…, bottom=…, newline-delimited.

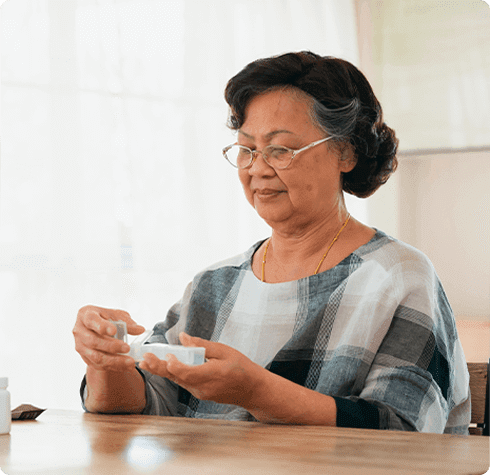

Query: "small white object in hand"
left=111, top=322, right=206, bottom=365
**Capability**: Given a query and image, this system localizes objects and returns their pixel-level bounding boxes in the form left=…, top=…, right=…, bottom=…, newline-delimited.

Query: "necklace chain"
left=261, top=214, right=351, bottom=283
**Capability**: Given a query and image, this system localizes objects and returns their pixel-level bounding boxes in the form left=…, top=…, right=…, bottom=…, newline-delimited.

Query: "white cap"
left=0, top=377, right=8, bottom=388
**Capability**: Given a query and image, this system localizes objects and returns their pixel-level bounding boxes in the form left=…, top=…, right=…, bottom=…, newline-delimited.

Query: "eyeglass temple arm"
left=291, top=136, right=333, bottom=157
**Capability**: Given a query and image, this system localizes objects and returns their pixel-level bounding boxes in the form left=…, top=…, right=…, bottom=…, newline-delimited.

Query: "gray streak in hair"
left=310, top=98, right=360, bottom=143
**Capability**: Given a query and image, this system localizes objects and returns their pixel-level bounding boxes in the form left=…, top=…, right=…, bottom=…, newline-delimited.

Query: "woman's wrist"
left=242, top=365, right=292, bottom=423
left=241, top=363, right=271, bottom=414
left=243, top=367, right=337, bottom=426
left=85, top=366, right=146, bottom=414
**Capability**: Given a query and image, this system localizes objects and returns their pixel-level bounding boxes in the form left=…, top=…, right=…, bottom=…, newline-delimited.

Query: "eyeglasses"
left=222, top=136, right=334, bottom=170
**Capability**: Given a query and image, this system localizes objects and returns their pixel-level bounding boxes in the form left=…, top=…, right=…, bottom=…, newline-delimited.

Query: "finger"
left=81, top=345, right=135, bottom=372
left=127, top=323, right=146, bottom=335
left=165, top=354, right=213, bottom=384
left=179, top=333, right=226, bottom=359
left=165, top=353, right=187, bottom=374
left=74, top=325, right=129, bottom=359
left=81, top=307, right=117, bottom=337
left=80, top=328, right=131, bottom=355
left=78, top=306, right=144, bottom=336
left=98, top=308, right=145, bottom=336
left=140, top=352, right=172, bottom=378
left=179, top=332, right=197, bottom=347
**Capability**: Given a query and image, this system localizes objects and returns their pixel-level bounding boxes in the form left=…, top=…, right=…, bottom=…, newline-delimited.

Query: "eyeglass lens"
left=225, top=145, right=292, bottom=169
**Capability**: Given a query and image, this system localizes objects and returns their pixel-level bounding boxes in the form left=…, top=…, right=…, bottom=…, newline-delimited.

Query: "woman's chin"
left=253, top=202, right=290, bottom=226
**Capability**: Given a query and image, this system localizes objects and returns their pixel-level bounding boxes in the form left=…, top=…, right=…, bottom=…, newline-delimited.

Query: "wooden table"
left=0, top=410, right=488, bottom=474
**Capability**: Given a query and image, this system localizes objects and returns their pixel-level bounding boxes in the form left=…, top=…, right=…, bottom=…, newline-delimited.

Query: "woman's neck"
left=257, top=207, right=359, bottom=283
left=268, top=210, right=350, bottom=263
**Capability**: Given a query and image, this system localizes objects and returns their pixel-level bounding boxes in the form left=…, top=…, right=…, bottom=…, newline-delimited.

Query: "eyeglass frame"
left=222, top=136, right=336, bottom=170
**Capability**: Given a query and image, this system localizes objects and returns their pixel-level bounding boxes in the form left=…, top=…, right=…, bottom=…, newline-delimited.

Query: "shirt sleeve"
left=78, top=366, right=179, bottom=415
left=131, top=281, right=198, bottom=416
left=333, top=276, right=470, bottom=433
left=78, top=287, right=190, bottom=416
left=137, top=365, right=181, bottom=416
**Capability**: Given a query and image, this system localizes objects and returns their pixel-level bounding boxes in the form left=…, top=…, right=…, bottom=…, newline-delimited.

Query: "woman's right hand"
left=73, top=305, right=146, bottom=372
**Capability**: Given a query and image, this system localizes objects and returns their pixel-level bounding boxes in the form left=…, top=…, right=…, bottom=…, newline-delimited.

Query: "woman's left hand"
left=139, top=333, right=265, bottom=408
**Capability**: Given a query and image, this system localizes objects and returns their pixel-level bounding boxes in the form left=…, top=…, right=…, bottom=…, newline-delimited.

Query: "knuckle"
left=78, top=305, right=95, bottom=317
left=74, top=339, right=83, bottom=352
left=86, top=333, right=100, bottom=349
left=81, top=355, right=92, bottom=366
left=93, top=318, right=109, bottom=336
left=111, top=340, right=124, bottom=354
left=90, top=350, right=104, bottom=366
left=87, top=349, right=128, bottom=371
left=115, top=310, right=131, bottom=322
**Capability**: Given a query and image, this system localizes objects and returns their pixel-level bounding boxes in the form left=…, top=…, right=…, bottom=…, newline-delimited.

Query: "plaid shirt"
left=124, top=231, right=470, bottom=433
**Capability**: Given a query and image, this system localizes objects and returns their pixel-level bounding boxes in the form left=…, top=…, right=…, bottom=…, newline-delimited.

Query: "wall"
left=398, top=150, right=490, bottom=321
left=0, top=0, right=361, bottom=410
left=356, top=0, right=490, bottom=150
left=355, top=0, right=490, bottom=361
left=398, top=150, right=490, bottom=362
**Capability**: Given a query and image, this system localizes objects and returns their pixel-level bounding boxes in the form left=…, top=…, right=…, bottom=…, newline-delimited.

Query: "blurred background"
left=0, top=0, right=489, bottom=410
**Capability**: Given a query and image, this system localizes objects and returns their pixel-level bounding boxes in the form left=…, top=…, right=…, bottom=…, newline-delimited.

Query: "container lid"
left=0, top=377, right=8, bottom=388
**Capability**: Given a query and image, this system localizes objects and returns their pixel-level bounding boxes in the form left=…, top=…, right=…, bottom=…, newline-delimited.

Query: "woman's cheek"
left=238, top=174, right=254, bottom=206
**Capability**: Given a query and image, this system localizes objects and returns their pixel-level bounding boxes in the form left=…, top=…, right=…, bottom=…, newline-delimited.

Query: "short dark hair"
left=224, top=51, right=398, bottom=198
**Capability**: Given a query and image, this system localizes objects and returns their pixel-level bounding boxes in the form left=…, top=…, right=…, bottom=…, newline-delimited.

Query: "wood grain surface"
left=0, top=410, right=488, bottom=474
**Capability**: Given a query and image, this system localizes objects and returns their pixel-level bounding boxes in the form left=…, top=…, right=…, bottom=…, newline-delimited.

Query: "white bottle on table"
left=0, top=377, right=11, bottom=434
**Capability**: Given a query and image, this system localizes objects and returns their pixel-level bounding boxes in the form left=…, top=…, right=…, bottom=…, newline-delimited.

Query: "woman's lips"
left=254, top=189, right=285, bottom=198
left=253, top=187, right=286, bottom=194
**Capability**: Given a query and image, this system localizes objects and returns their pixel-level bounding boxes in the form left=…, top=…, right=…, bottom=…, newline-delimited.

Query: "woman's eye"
left=269, top=147, right=289, bottom=157
left=237, top=148, right=250, bottom=157
left=238, top=143, right=254, bottom=150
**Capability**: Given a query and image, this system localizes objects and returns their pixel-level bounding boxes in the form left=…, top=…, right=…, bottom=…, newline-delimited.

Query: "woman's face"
left=237, top=89, right=354, bottom=233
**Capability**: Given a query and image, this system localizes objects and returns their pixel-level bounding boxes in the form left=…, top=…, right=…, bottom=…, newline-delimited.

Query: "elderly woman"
left=74, top=52, right=470, bottom=433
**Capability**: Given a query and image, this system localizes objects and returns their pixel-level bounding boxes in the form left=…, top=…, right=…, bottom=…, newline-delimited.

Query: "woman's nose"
left=248, top=151, right=275, bottom=175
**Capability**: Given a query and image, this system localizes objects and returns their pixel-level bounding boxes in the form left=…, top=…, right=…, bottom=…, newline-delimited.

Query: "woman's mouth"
left=254, top=188, right=285, bottom=195
left=254, top=189, right=285, bottom=199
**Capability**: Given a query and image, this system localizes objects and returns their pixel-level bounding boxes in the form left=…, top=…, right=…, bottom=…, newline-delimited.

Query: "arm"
left=340, top=298, right=469, bottom=433
left=325, top=279, right=470, bottom=432
left=74, top=305, right=146, bottom=414
left=140, top=332, right=337, bottom=425
left=142, top=315, right=451, bottom=431
left=84, top=367, right=146, bottom=414
left=136, top=243, right=469, bottom=430
left=141, top=275, right=469, bottom=431
left=245, top=368, right=337, bottom=425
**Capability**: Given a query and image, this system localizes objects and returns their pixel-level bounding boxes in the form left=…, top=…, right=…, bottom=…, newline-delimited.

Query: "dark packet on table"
left=11, top=404, right=46, bottom=420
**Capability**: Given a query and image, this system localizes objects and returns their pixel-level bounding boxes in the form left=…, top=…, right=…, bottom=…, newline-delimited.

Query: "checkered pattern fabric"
left=91, top=231, right=471, bottom=433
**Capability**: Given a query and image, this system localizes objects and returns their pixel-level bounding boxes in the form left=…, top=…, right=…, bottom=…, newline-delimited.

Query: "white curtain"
left=0, top=0, right=360, bottom=410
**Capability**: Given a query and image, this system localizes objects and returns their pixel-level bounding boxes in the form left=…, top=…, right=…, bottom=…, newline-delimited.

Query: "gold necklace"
left=261, top=214, right=351, bottom=282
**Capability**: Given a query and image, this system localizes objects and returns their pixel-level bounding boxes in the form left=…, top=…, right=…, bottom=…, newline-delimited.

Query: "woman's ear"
left=339, top=144, right=357, bottom=173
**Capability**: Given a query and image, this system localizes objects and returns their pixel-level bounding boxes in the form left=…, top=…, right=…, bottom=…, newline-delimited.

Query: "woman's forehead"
left=240, top=90, right=314, bottom=139
left=238, top=129, right=295, bottom=140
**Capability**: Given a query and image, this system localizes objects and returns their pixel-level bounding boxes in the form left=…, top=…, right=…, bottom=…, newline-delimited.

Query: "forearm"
left=245, top=368, right=337, bottom=426
left=85, top=365, right=146, bottom=414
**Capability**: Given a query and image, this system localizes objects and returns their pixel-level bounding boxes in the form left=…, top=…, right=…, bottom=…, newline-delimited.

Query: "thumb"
left=119, top=313, right=145, bottom=336
left=179, top=332, right=226, bottom=359
left=179, top=332, right=200, bottom=347
left=102, top=308, right=145, bottom=336
left=127, top=321, right=146, bottom=335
